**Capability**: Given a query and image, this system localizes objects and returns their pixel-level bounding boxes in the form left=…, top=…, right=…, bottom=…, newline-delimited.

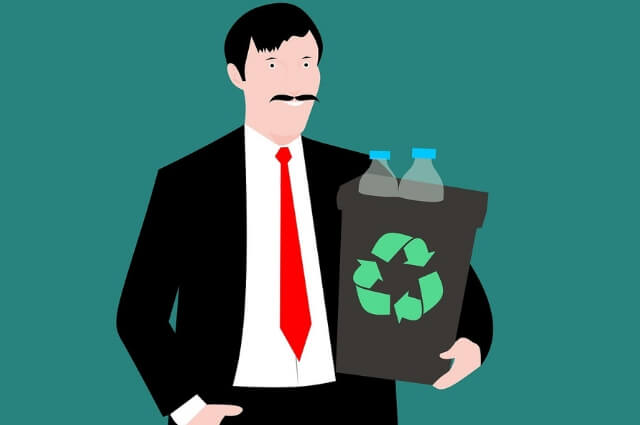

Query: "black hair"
left=224, top=3, right=323, bottom=81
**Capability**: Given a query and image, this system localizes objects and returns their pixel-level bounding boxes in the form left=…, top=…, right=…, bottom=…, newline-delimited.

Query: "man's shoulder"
left=302, top=134, right=370, bottom=170
left=157, top=125, right=243, bottom=178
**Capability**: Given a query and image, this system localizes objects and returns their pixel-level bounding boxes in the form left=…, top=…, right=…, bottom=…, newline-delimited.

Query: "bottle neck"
left=412, top=158, right=434, bottom=165
left=369, top=159, right=396, bottom=177
left=375, top=159, right=394, bottom=172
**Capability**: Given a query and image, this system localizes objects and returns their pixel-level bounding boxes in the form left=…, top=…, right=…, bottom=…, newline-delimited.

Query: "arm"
left=116, top=167, right=195, bottom=416
left=455, top=264, right=494, bottom=363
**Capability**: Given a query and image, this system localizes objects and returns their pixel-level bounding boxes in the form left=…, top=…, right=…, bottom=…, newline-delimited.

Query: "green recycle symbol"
left=352, top=232, right=444, bottom=323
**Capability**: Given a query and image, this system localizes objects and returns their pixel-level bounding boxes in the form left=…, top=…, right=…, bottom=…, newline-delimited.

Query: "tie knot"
left=276, top=147, right=292, bottom=164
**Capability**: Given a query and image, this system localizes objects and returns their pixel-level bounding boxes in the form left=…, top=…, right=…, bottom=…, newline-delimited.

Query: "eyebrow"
left=266, top=57, right=277, bottom=60
left=302, top=56, right=312, bottom=59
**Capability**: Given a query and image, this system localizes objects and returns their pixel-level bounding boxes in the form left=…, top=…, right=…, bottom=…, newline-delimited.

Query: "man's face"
left=229, top=31, right=320, bottom=142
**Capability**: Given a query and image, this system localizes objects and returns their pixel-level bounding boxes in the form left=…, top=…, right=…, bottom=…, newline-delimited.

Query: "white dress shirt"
left=170, top=124, right=336, bottom=425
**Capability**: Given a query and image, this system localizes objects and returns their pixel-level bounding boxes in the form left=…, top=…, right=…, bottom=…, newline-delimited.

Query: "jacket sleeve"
left=455, top=264, right=494, bottom=364
left=116, top=167, right=195, bottom=416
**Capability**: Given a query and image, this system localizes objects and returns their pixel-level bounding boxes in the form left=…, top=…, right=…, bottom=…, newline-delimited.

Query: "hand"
left=186, top=404, right=243, bottom=425
left=432, top=337, right=481, bottom=390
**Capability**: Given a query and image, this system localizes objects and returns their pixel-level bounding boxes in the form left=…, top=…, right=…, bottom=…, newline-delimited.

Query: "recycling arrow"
left=419, top=271, right=444, bottom=313
left=394, top=292, right=423, bottom=322
left=403, top=238, right=435, bottom=267
left=355, top=286, right=390, bottom=315
left=352, top=232, right=444, bottom=323
left=371, top=232, right=412, bottom=262
left=352, top=259, right=382, bottom=289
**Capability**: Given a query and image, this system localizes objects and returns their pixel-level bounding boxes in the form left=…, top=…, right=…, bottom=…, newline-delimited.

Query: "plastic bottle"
left=398, top=148, right=444, bottom=202
left=358, top=150, right=399, bottom=197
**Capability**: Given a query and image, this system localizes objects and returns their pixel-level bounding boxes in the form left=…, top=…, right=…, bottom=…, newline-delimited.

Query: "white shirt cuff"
left=170, top=394, right=206, bottom=425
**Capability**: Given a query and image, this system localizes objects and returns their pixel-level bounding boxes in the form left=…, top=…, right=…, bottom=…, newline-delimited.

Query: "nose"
left=284, top=64, right=308, bottom=97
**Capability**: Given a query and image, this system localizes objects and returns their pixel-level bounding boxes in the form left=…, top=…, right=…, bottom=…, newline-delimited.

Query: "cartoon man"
left=116, top=3, right=493, bottom=425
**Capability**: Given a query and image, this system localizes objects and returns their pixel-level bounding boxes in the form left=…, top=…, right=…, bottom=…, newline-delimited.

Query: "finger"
left=439, top=343, right=460, bottom=359
left=217, top=405, right=243, bottom=416
left=439, top=337, right=470, bottom=359
left=439, top=349, right=456, bottom=359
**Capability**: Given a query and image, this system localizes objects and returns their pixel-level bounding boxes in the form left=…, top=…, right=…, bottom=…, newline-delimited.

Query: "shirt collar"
left=244, top=123, right=303, bottom=161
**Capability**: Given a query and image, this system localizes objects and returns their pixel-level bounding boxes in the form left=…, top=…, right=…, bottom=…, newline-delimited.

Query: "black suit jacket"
left=116, top=125, right=493, bottom=421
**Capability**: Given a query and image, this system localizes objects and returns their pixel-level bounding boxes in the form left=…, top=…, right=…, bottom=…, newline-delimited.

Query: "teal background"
left=1, top=0, right=638, bottom=423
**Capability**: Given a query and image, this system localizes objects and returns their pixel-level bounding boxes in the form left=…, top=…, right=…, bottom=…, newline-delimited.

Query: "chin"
left=272, top=118, right=309, bottom=137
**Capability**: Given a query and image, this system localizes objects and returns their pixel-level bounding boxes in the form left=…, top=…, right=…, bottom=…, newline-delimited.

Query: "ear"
left=227, top=63, right=245, bottom=90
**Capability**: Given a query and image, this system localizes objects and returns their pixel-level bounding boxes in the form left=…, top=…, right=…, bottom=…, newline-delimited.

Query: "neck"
left=245, top=118, right=299, bottom=146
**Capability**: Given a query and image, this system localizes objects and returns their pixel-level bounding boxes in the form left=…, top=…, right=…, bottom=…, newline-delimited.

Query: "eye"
left=269, top=62, right=276, bottom=69
left=303, top=62, right=309, bottom=68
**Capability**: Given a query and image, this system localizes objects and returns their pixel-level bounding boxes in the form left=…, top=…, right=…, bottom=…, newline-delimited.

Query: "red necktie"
left=276, top=146, right=312, bottom=361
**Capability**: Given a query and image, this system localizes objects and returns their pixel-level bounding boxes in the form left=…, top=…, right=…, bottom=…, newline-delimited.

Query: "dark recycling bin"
left=335, top=176, right=488, bottom=385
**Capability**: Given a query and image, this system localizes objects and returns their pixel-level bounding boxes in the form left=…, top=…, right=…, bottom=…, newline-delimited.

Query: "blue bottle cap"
left=412, top=148, right=436, bottom=159
left=369, top=150, right=391, bottom=160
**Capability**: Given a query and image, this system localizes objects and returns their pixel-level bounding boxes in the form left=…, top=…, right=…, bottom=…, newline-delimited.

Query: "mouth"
left=283, top=100, right=304, bottom=107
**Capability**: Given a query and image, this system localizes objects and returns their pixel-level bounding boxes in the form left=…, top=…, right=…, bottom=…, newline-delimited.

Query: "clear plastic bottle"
left=398, top=148, right=444, bottom=202
left=358, top=150, right=399, bottom=197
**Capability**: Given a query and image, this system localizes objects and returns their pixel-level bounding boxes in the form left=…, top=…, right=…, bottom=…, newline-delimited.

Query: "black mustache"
left=270, top=94, right=319, bottom=102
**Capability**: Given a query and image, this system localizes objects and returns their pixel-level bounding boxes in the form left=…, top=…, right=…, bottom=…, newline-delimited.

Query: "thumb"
left=220, top=405, right=243, bottom=416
